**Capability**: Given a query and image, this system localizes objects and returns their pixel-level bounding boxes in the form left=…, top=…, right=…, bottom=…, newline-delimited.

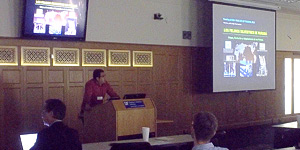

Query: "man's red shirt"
left=81, top=79, right=119, bottom=111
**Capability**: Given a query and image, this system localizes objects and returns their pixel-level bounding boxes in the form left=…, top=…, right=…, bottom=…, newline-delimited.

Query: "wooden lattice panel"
left=0, top=46, right=18, bottom=66
left=133, top=51, right=153, bottom=67
left=108, top=50, right=131, bottom=67
left=53, top=48, right=79, bottom=66
left=21, top=47, right=50, bottom=66
left=82, top=49, right=106, bottom=66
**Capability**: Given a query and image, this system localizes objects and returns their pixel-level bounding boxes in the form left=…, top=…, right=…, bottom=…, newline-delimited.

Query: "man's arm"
left=106, top=83, right=120, bottom=98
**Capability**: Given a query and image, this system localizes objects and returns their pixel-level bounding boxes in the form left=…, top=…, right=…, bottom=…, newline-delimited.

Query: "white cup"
left=142, top=127, right=150, bottom=142
left=297, top=115, right=300, bottom=125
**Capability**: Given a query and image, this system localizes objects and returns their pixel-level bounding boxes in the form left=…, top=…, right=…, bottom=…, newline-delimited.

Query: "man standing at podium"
left=79, top=69, right=119, bottom=122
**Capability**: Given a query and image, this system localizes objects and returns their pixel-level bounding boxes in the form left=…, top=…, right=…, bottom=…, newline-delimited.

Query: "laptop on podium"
left=123, top=93, right=146, bottom=99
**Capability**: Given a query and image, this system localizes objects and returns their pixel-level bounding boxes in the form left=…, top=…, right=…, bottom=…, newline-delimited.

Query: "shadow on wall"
left=191, top=47, right=213, bottom=94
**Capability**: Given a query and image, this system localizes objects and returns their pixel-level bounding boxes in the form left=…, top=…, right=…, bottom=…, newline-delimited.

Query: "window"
left=285, top=58, right=292, bottom=115
left=285, top=57, right=300, bottom=115
left=294, top=59, right=300, bottom=113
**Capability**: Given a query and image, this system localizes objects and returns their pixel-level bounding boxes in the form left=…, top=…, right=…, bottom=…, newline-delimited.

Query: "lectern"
left=83, top=98, right=156, bottom=143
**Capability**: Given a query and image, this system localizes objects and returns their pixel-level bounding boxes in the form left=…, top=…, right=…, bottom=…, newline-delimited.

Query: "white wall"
left=5, top=0, right=300, bottom=49
left=0, top=0, right=22, bottom=38
left=277, top=12, right=300, bottom=51
left=86, top=0, right=210, bottom=47
left=0, top=0, right=212, bottom=47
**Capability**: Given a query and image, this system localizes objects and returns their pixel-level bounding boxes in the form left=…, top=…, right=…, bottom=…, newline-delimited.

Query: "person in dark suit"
left=30, top=99, right=82, bottom=150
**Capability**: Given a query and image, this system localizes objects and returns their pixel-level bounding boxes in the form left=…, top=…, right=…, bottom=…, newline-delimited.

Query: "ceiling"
left=239, top=0, right=300, bottom=13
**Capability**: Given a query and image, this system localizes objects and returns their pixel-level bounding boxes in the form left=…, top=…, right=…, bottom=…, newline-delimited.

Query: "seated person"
left=191, top=111, right=228, bottom=150
left=30, top=99, right=82, bottom=150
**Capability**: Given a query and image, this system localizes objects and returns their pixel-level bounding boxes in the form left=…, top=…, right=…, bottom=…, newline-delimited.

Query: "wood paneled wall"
left=0, top=38, right=193, bottom=150
left=0, top=38, right=290, bottom=150
left=0, top=67, right=4, bottom=150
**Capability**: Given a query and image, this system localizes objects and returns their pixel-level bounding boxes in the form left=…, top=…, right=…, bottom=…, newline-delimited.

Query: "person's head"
left=191, top=111, right=218, bottom=144
left=42, top=99, right=66, bottom=126
left=93, top=69, right=106, bottom=85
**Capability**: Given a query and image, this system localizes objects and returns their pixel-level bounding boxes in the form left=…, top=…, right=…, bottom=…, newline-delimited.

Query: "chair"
left=110, top=142, right=152, bottom=150
left=211, top=130, right=226, bottom=146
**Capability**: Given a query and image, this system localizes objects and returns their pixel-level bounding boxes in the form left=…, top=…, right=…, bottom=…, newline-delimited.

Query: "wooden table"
left=82, top=134, right=193, bottom=150
left=275, top=147, right=299, bottom=150
left=272, top=121, right=299, bottom=129
left=272, top=121, right=300, bottom=149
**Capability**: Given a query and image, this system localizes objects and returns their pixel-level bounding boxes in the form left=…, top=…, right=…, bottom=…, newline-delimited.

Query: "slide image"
left=256, top=55, right=268, bottom=76
left=240, top=60, right=253, bottom=77
left=213, top=3, right=275, bottom=92
left=234, top=43, right=257, bottom=63
left=224, top=61, right=236, bottom=77
left=33, top=9, right=46, bottom=33
left=33, top=6, right=78, bottom=35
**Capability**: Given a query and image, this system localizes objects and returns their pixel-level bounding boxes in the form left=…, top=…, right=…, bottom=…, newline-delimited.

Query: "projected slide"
left=23, top=0, right=88, bottom=40
left=213, top=4, right=275, bottom=92
left=33, top=0, right=79, bottom=35
left=222, top=21, right=268, bottom=78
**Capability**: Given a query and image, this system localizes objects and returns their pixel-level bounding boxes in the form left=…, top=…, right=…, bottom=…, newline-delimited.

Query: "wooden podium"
left=83, top=98, right=156, bottom=143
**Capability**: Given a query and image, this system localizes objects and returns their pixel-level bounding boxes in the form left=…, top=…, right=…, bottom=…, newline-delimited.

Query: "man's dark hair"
left=193, top=111, right=218, bottom=142
left=44, top=99, right=66, bottom=120
left=93, top=69, right=104, bottom=80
